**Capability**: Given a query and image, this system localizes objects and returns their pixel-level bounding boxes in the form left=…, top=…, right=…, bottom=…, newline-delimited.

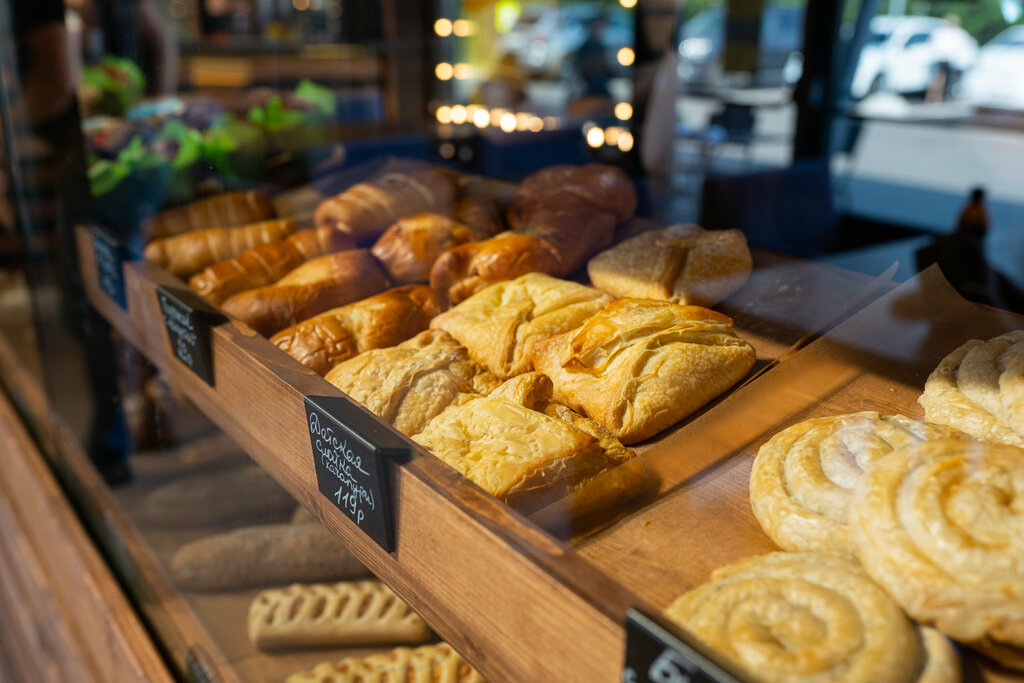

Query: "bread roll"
left=144, top=219, right=296, bottom=278
left=664, top=552, right=960, bottom=683
left=530, top=298, right=756, bottom=444
left=145, top=191, right=276, bottom=240
left=285, top=643, right=484, bottom=683
left=220, top=249, right=388, bottom=336
left=429, top=233, right=562, bottom=310
left=170, top=523, right=369, bottom=591
left=324, top=329, right=500, bottom=436
left=371, top=213, right=481, bottom=284
left=430, top=273, right=611, bottom=380
left=188, top=227, right=356, bottom=304
left=314, top=167, right=455, bottom=243
left=588, top=224, right=752, bottom=307
left=270, top=285, right=438, bottom=375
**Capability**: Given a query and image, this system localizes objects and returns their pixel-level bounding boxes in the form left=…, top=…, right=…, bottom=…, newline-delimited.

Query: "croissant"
left=270, top=285, right=438, bottom=375
left=188, top=227, right=355, bottom=304
left=144, top=219, right=296, bottom=279
left=314, top=167, right=455, bottom=243
left=145, top=191, right=276, bottom=240
left=506, top=164, right=636, bottom=230
left=371, top=213, right=482, bottom=284
left=220, top=250, right=389, bottom=336
left=454, top=195, right=504, bottom=238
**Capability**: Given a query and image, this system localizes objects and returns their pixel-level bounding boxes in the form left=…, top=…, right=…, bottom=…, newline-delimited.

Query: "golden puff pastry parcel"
left=664, top=552, right=960, bottom=683
left=587, top=224, right=752, bottom=307
left=285, top=642, right=484, bottom=683
left=430, top=272, right=611, bottom=380
left=849, top=438, right=1024, bottom=670
left=324, top=329, right=500, bottom=437
left=248, top=581, right=431, bottom=650
left=749, top=412, right=972, bottom=556
left=529, top=298, right=756, bottom=444
left=919, top=331, right=1024, bottom=447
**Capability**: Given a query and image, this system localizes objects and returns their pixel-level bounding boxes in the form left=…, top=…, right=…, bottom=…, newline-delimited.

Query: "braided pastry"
left=285, top=642, right=484, bottom=683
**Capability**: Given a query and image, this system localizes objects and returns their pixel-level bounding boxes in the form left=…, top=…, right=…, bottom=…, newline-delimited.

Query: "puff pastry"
left=749, top=413, right=971, bottom=556
left=919, top=332, right=1024, bottom=447
left=664, top=552, right=960, bottom=683
left=285, top=643, right=484, bottom=683
left=248, top=581, right=431, bottom=650
left=587, top=224, right=752, bottom=307
left=430, top=273, right=611, bottom=380
left=324, top=330, right=500, bottom=436
left=849, top=438, right=1024, bottom=669
left=530, top=298, right=756, bottom=444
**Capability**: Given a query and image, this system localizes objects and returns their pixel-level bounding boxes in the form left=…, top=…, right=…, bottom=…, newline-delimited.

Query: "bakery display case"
left=2, top=1, right=1024, bottom=682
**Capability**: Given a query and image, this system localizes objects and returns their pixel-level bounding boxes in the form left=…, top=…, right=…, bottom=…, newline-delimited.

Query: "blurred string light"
left=586, top=127, right=605, bottom=148
left=453, top=19, right=473, bottom=36
left=617, top=47, right=635, bottom=66
left=292, top=0, right=309, bottom=10
left=528, top=116, right=543, bottom=132
left=432, top=103, right=560, bottom=134
left=494, top=0, right=521, bottom=33
left=439, top=142, right=456, bottom=159
left=614, top=102, right=632, bottom=120
left=618, top=130, right=634, bottom=152
left=500, top=113, right=517, bottom=132
left=620, top=0, right=637, bottom=6
left=435, top=62, right=454, bottom=80
left=453, top=63, right=472, bottom=79
left=436, top=106, right=453, bottom=124
left=605, top=126, right=622, bottom=146
left=473, top=108, right=489, bottom=128
left=451, top=105, right=468, bottom=124
left=434, top=18, right=453, bottom=36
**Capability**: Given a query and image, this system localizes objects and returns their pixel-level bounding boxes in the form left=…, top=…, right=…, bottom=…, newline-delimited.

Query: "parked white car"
left=851, top=16, right=977, bottom=99
left=960, top=26, right=1024, bottom=109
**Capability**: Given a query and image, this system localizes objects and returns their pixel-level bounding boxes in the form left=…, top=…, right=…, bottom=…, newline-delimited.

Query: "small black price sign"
left=623, top=608, right=743, bottom=683
left=304, top=395, right=412, bottom=552
left=91, top=226, right=128, bottom=308
left=156, top=285, right=224, bottom=386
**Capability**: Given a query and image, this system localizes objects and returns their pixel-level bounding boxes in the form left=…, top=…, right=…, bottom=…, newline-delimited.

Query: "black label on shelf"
left=91, top=226, right=128, bottom=308
left=156, top=285, right=224, bottom=387
left=304, top=395, right=413, bottom=553
left=623, top=608, right=743, bottom=683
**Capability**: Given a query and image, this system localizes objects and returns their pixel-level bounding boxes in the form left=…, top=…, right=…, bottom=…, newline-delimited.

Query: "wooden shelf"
left=74, top=224, right=1023, bottom=682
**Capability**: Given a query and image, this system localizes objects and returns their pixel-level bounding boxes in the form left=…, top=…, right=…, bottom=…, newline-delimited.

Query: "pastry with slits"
left=286, top=642, right=484, bottom=683
left=529, top=298, right=756, bottom=444
left=248, top=581, right=431, bottom=650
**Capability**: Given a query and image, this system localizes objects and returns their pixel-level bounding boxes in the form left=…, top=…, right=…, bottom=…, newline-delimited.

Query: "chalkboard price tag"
left=623, top=608, right=743, bottom=683
left=304, top=395, right=413, bottom=552
left=156, top=285, right=224, bottom=386
left=91, top=226, right=128, bottom=308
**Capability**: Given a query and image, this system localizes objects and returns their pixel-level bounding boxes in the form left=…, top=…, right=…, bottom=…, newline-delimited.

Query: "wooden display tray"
left=75, top=224, right=1023, bottom=682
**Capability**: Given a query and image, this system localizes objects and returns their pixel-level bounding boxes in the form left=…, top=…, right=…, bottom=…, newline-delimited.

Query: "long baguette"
left=144, top=219, right=296, bottom=278
left=188, top=227, right=355, bottom=304
left=220, top=249, right=389, bottom=336
left=170, top=523, right=369, bottom=591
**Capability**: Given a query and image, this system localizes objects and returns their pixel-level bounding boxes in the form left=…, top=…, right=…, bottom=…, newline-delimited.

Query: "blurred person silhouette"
left=926, top=14, right=971, bottom=103
left=477, top=52, right=528, bottom=110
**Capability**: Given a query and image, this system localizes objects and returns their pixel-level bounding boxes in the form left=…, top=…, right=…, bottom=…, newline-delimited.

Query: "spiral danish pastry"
left=749, top=412, right=970, bottom=556
left=849, top=439, right=1024, bottom=669
left=664, top=552, right=960, bottom=683
left=919, top=331, right=1024, bottom=447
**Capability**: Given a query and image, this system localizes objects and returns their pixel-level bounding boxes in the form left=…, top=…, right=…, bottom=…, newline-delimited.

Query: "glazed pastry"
left=188, top=227, right=355, bottom=305
left=664, top=552, right=960, bottom=683
left=919, top=332, right=1024, bottom=447
left=505, top=164, right=636, bottom=230
left=170, top=522, right=369, bottom=591
left=587, top=224, right=752, bottom=307
left=324, top=330, right=500, bottom=436
left=248, top=581, right=431, bottom=650
left=749, top=412, right=972, bottom=556
left=220, top=250, right=389, bottom=336
left=849, top=438, right=1024, bottom=669
left=285, top=642, right=484, bottom=683
left=143, top=219, right=296, bottom=278
left=140, top=466, right=297, bottom=528
left=371, top=213, right=485, bottom=284
left=145, top=191, right=276, bottom=240
left=454, top=195, right=504, bottom=238
left=516, top=196, right=617, bottom=277
left=430, top=273, right=611, bottom=380
left=270, top=285, right=438, bottom=375
left=314, top=167, right=456, bottom=243
left=530, top=298, right=756, bottom=444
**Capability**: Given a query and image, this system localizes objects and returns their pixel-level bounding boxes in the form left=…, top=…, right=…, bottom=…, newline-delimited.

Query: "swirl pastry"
left=849, top=438, right=1024, bottom=669
left=285, top=642, right=484, bottom=683
left=749, top=412, right=971, bottom=556
left=664, top=552, right=960, bottom=683
left=919, top=331, right=1024, bottom=447
left=248, top=581, right=431, bottom=650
